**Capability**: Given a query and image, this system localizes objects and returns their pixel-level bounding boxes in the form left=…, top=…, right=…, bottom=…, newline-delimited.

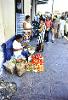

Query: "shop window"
left=15, top=0, right=22, bottom=13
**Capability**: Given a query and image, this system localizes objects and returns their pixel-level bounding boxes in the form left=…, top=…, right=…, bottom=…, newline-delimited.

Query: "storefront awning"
left=37, top=0, right=48, bottom=4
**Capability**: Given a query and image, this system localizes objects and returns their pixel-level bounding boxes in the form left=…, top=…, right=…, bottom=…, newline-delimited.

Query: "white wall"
left=0, top=0, right=15, bottom=44
left=0, top=0, right=32, bottom=44
left=1, top=0, right=15, bottom=41
left=37, top=0, right=52, bottom=14
left=0, top=0, right=5, bottom=44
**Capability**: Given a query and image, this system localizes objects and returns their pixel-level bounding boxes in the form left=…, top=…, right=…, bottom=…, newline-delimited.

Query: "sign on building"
left=16, top=13, right=25, bottom=35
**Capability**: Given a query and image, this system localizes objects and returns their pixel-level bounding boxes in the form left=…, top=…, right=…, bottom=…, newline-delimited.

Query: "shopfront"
left=0, top=0, right=15, bottom=44
left=0, top=0, right=35, bottom=44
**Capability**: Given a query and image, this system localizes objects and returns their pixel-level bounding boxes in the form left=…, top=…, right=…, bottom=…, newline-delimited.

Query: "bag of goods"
left=36, top=43, right=44, bottom=52
left=15, top=54, right=26, bottom=63
left=26, top=62, right=35, bottom=72
left=3, top=59, right=16, bottom=74
left=21, top=42, right=28, bottom=47
left=28, top=46, right=35, bottom=54
left=16, top=61, right=26, bottom=76
left=28, top=55, right=32, bottom=62
left=16, top=58, right=25, bottom=63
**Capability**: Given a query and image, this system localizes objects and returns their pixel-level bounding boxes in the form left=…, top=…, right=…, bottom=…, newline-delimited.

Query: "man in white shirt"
left=59, top=16, right=65, bottom=38
left=13, top=35, right=25, bottom=60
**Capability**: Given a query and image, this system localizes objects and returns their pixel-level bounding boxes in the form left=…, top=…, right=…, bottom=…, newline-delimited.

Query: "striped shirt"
left=37, top=24, right=45, bottom=44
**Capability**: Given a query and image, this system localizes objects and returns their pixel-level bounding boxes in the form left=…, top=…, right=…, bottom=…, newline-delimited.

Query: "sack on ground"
left=16, top=61, right=26, bottom=76
left=3, top=59, right=16, bottom=74
left=36, top=43, right=44, bottom=52
left=28, top=46, right=35, bottom=54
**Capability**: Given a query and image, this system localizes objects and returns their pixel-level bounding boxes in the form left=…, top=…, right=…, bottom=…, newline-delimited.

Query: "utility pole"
left=52, top=0, right=54, bottom=17
left=31, top=0, right=37, bottom=21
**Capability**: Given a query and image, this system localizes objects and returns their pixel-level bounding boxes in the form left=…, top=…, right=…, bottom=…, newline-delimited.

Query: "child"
left=36, top=18, right=45, bottom=52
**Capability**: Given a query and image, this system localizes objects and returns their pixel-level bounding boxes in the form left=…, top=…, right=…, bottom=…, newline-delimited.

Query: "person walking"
left=51, top=17, right=59, bottom=43
left=59, top=16, right=65, bottom=38
left=45, top=17, right=52, bottom=42
left=65, top=15, right=68, bottom=37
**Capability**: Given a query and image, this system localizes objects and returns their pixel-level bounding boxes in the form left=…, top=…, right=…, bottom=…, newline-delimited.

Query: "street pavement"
left=0, top=38, right=68, bottom=100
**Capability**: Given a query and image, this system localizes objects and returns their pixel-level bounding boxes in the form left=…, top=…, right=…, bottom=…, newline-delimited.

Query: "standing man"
left=59, top=16, right=65, bottom=38
left=45, top=17, right=52, bottom=42
left=51, top=18, right=58, bottom=43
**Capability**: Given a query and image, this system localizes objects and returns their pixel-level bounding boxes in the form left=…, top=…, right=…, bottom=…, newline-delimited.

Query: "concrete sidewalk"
left=0, top=38, right=68, bottom=100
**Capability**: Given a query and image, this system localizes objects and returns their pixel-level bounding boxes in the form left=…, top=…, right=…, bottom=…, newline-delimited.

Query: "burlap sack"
left=3, top=59, right=15, bottom=74
left=28, top=46, right=35, bottom=54
left=16, top=61, right=26, bottom=76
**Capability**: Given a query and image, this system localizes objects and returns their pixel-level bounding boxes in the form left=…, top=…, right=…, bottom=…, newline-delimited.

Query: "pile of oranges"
left=31, top=53, right=44, bottom=72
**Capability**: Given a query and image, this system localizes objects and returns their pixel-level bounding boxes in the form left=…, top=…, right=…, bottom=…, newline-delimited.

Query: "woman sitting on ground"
left=13, top=34, right=29, bottom=62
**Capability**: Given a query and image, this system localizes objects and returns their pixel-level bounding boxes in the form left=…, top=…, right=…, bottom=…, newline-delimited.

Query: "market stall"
left=3, top=45, right=44, bottom=76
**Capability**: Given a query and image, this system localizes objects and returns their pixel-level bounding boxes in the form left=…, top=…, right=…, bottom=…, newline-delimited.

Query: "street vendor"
left=13, top=34, right=29, bottom=61
left=23, top=15, right=32, bottom=42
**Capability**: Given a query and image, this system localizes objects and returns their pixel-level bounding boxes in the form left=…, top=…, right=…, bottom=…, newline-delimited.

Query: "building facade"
left=0, top=0, right=32, bottom=44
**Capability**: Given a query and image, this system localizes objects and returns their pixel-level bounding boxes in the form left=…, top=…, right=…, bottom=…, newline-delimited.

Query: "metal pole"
left=52, top=0, right=54, bottom=16
left=23, top=0, right=24, bottom=13
left=35, top=0, right=37, bottom=15
left=21, top=0, right=24, bottom=13
left=31, top=0, right=36, bottom=21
